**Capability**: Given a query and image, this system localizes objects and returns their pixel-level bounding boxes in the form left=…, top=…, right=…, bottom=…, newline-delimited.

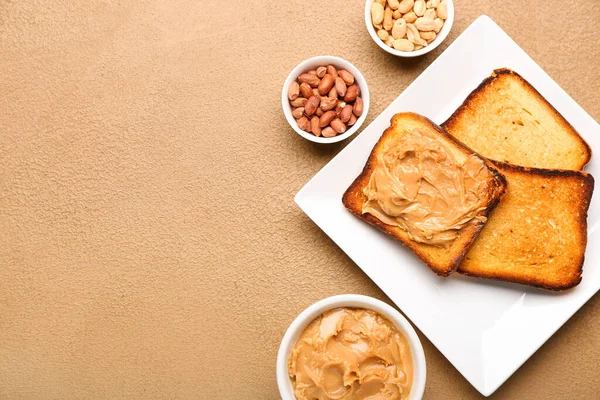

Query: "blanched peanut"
left=388, top=0, right=400, bottom=10
left=371, top=2, right=385, bottom=25
left=392, top=19, right=407, bottom=39
left=370, top=0, right=445, bottom=52
left=392, top=38, right=414, bottom=51
left=402, top=11, right=417, bottom=23
left=383, top=6, right=393, bottom=31
left=398, top=0, right=414, bottom=14
left=378, top=29, right=390, bottom=41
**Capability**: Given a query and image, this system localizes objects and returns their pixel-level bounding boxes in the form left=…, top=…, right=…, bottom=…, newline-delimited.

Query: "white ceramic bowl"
left=282, top=56, right=370, bottom=144
left=277, top=294, right=426, bottom=399
left=364, top=0, right=454, bottom=58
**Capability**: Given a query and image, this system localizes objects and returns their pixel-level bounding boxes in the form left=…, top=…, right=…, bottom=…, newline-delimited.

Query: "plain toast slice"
left=342, top=113, right=506, bottom=276
left=459, top=162, right=594, bottom=290
left=443, top=68, right=591, bottom=170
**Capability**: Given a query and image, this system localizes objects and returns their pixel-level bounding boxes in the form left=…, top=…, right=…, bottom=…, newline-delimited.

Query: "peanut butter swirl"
left=362, top=129, right=490, bottom=247
left=288, top=308, right=413, bottom=400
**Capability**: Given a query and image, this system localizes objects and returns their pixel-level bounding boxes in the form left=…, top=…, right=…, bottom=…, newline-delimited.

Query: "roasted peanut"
left=340, top=104, right=353, bottom=123
left=310, top=116, right=322, bottom=137
left=318, top=74, right=335, bottom=95
left=290, top=97, right=307, bottom=107
left=335, top=77, right=347, bottom=98
left=304, top=95, right=320, bottom=116
left=316, top=66, right=327, bottom=78
left=335, top=101, right=345, bottom=117
left=320, top=96, right=337, bottom=111
left=327, top=65, right=338, bottom=80
left=296, top=116, right=310, bottom=132
left=289, top=65, right=364, bottom=138
left=343, top=84, right=360, bottom=103
left=393, top=9, right=401, bottom=19
left=330, top=118, right=347, bottom=133
left=348, top=113, right=358, bottom=126
left=319, top=110, right=337, bottom=127
left=288, top=81, right=299, bottom=101
left=353, top=97, right=364, bottom=117
left=292, top=107, right=304, bottom=119
left=338, top=70, right=355, bottom=86
left=299, top=82, right=313, bottom=99
left=321, top=127, right=337, bottom=138
left=298, top=73, right=320, bottom=87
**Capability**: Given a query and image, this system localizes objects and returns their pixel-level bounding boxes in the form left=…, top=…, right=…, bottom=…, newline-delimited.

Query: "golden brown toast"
left=443, top=68, right=591, bottom=170
left=459, top=162, right=594, bottom=290
left=342, top=113, right=506, bottom=277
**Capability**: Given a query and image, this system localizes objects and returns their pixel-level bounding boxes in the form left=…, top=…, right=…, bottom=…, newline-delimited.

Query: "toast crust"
left=458, top=161, right=595, bottom=291
left=342, top=113, right=506, bottom=277
left=443, top=68, right=592, bottom=170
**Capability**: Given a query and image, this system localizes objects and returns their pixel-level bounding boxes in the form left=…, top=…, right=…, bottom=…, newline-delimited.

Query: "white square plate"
left=295, top=15, right=600, bottom=396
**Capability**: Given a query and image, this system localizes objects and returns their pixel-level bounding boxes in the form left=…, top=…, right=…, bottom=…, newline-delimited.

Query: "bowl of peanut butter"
left=277, top=294, right=426, bottom=400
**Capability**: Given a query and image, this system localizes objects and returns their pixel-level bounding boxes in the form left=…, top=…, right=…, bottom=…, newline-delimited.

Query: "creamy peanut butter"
left=362, top=129, right=491, bottom=247
left=288, top=308, right=413, bottom=400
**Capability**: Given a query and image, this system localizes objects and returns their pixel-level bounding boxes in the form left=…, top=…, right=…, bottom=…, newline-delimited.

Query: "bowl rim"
left=276, top=294, right=427, bottom=399
left=281, top=56, right=370, bottom=144
left=363, top=0, right=454, bottom=58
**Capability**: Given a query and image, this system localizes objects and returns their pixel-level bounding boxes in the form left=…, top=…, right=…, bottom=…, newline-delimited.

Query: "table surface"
left=1, top=0, right=599, bottom=398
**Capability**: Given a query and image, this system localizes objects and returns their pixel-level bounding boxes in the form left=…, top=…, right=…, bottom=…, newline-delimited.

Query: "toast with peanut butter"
left=342, top=113, right=506, bottom=277
left=443, top=68, right=591, bottom=170
left=459, top=162, right=594, bottom=290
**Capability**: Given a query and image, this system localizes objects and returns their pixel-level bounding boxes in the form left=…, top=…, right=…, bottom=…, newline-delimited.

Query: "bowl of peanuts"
left=282, top=56, right=370, bottom=143
left=365, top=0, right=454, bottom=57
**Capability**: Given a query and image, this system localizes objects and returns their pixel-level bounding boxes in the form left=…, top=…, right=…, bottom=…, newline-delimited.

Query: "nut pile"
left=287, top=65, right=363, bottom=138
left=370, top=0, right=448, bottom=52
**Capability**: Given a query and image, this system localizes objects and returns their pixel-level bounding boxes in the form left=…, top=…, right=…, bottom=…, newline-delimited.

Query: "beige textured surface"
left=1, top=0, right=599, bottom=398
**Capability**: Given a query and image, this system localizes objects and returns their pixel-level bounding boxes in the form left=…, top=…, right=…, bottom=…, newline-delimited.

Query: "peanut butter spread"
left=288, top=308, right=413, bottom=400
left=362, top=129, right=491, bottom=247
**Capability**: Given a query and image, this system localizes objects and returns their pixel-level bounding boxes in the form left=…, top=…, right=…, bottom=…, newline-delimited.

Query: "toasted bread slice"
left=459, top=162, right=594, bottom=290
left=443, top=68, right=591, bottom=170
left=342, top=113, right=506, bottom=276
